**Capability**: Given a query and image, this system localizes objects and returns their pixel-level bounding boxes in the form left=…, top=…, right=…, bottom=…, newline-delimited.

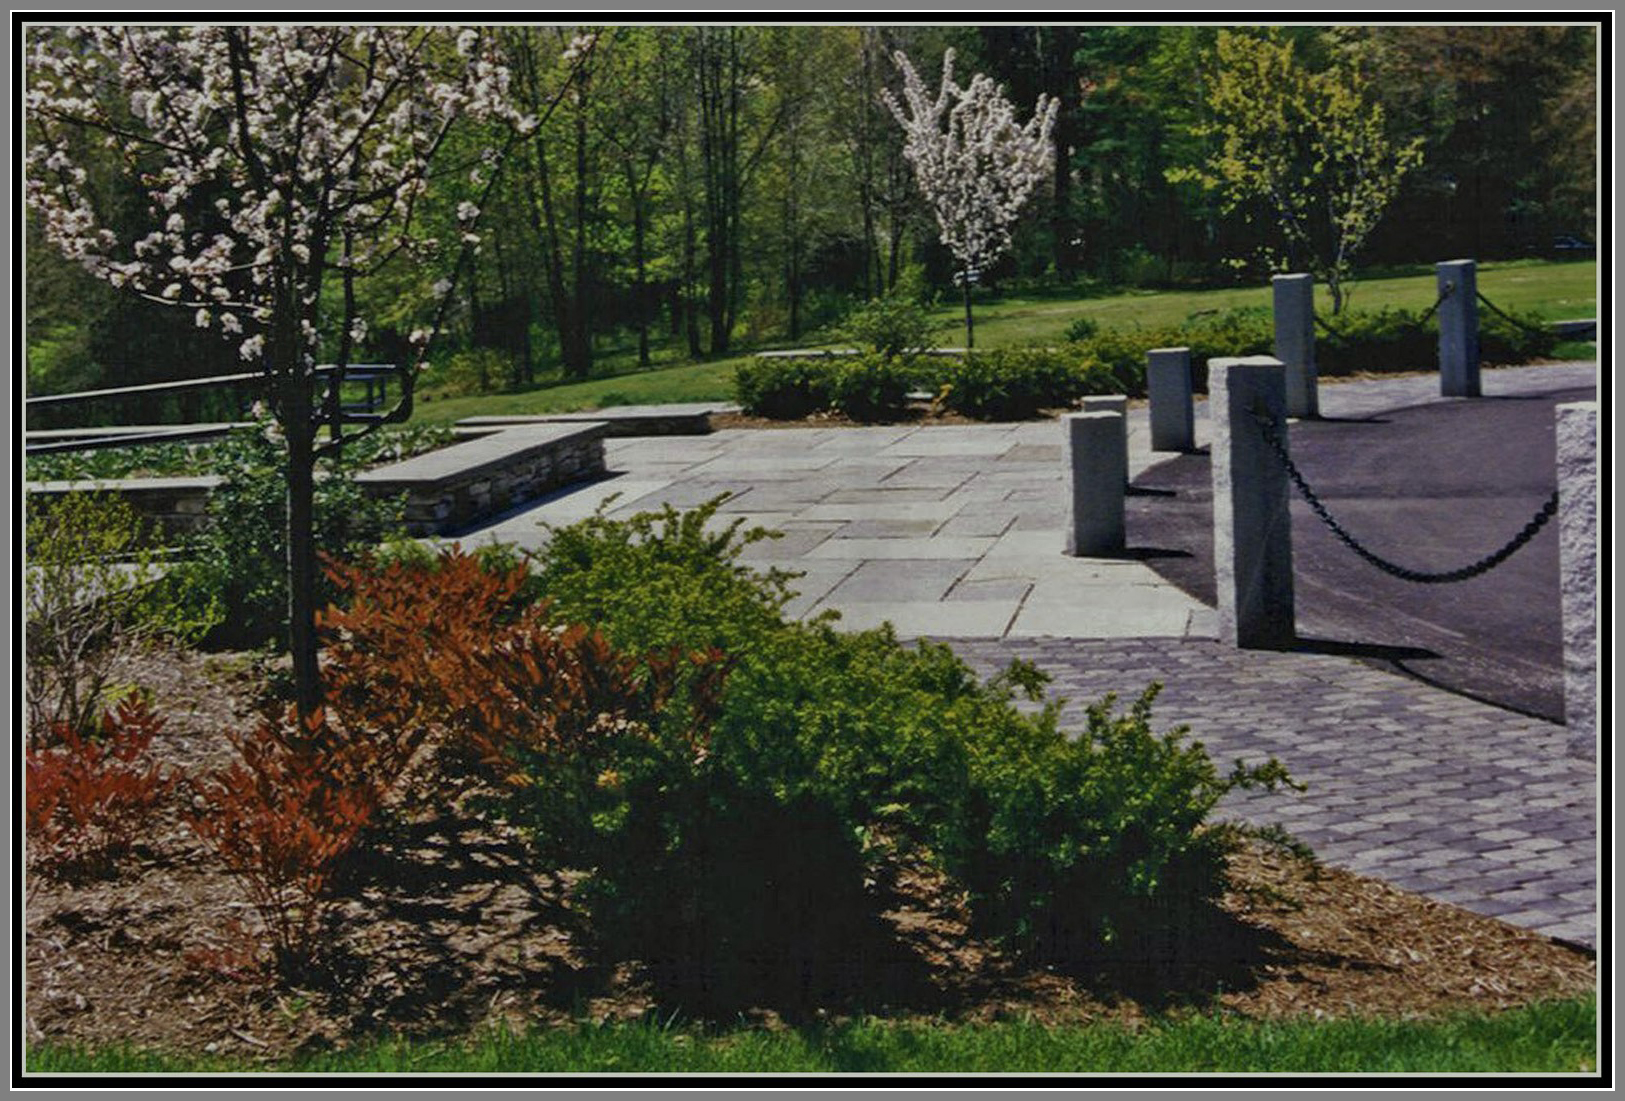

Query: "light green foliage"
left=442, top=347, right=511, bottom=396
left=843, top=270, right=939, bottom=361
left=1174, top=29, right=1425, bottom=312
left=25, top=423, right=456, bottom=483
left=24, top=493, right=219, bottom=744
left=173, top=428, right=407, bottom=650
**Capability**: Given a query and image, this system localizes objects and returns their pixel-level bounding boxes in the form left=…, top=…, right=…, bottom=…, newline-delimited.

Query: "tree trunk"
left=570, top=89, right=592, bottom=377
left=282, top=371, right=321, bottom=722
left=963, top=280, right=975, bottom=349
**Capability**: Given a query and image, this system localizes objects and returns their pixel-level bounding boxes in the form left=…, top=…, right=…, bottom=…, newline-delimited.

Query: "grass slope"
left=411, top=260, right=1595, bottom=425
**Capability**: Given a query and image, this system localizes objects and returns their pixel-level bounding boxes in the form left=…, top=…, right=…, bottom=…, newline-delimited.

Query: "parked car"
left=1550, top=234, right=1597, bottom=257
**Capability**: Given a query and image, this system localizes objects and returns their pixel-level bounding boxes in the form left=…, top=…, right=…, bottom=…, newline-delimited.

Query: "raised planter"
left=24, top=475, right=223, bottom=541
left=25, top=422, right=609, bottom=541
left=355, top=421, right=607, bottom=535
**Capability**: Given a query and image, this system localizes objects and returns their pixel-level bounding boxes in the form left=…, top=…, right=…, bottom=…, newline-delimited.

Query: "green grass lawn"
left=411, top=259, right=1596, bottom=425
left=24, top=995, right=1597, bottom=1074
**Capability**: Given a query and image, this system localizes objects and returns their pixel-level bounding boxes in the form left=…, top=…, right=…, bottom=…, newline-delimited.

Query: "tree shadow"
left=1036, top=899, right=1387, bottom=1014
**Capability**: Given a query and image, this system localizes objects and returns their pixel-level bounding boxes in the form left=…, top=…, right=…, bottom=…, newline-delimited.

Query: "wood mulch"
left=23, top=645, right=1595, bottom=1064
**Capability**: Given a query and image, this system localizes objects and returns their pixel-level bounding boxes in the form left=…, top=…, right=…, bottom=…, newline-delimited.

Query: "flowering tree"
left=25, top=26, right=539, bottom=718
left=881, top=48, right=1057, bottom=348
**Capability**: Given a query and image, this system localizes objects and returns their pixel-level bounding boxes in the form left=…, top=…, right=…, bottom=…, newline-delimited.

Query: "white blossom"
left=881, top=49, right=1058, bottom=277
left=24, top=25, right=525, bottom=383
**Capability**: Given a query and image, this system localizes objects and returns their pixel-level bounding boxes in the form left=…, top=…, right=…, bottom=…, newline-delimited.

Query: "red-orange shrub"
left=25, top=698, right=174, bottom=881
left=319, top=549, right=728, bottom=789
left=184, top=709, right=382, bottom=976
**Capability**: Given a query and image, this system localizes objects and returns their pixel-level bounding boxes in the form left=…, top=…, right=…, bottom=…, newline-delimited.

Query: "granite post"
left=1438, top=259, right=1481, bottom=397
left=1557, top=401, right=1597, bottom=758
left=1273, top=273, right=1318, bottom=417
left=1063, top=410, right=1126, bottom=556
left=1210, top=356, right=1295, bottom=648
left=1081, top=394, right=1130, bottom=487
left=1147, top=347, right=1195, bottom=451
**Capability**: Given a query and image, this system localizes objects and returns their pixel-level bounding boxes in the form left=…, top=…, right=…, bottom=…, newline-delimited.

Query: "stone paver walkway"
left=470, top=398, right=1218, bottom=640
left=944, top=636, right=1596, bottom=949
left=458, top=363, right=1598, bottom=950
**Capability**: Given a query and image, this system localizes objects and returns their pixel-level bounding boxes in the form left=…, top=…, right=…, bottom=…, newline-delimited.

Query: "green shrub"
left=828, top=354, right=913, bottom=421
left=1315, top=306, right=1435, bottom=375
left=1073, top=325, right=1173, bottom=393
left=443, top=347, right=508, bottom=396
left=24, top=491, right=219, bottom=743
left=1479, top=305, right=1558, bottom=364
left=25, top=423, right=454, bottom=483
left=943, top=684, right=1297, bottom=963
left=532, top=497, right=795, bottom=655
left=511, top=499, right=1296, bottom=992
left=843, top=286, right=936, bottom=361
left=176, top=428, right=406, bottom=650
left=733, top=357, right=834, bottom=420
left=936, top=346, right=1101, bottom=419
left=1063, top=315, right=1100, bottom=342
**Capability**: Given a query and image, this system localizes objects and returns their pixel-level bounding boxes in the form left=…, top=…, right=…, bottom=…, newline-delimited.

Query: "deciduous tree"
left=25, top=25, right=534, bottom=717
left=1174, top=29, right=1424, bottom=313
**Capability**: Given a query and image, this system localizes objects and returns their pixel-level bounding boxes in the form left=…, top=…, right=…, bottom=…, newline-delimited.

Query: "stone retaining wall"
left=354, top=422, right=607, bottom=535
left=24, top=476, right=222, bottom=541
left=25, top=422, right=608, bottom=541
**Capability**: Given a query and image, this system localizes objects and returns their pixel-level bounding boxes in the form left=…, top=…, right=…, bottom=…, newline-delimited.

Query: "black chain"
left=1312, top=283, right=1452, bottom=341
left=1414, top=281, right=1452, bottom=328
left=1475, top=290, right=1552, bottom=338
left=1253, top=412, right=1559, bottom=584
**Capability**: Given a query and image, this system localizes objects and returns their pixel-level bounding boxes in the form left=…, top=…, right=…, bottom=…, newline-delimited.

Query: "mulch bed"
left=23, top=645, right=1595, bottom=1064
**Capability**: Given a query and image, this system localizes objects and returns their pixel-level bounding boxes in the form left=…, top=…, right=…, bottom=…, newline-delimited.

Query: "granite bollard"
left=1080, top=394, right=1130, bottom=488
left=1063, top=410, right=1126, bottom=556
left=1273, top=273, right=1318, bottom=417
left=1557, top=401, right=1597, bottom=757
left=1438, top=259, right=1481, bottom=397
left=1146, top=347, right=1194, bottom=451
left=1210, top=356, right=1295, bottom=648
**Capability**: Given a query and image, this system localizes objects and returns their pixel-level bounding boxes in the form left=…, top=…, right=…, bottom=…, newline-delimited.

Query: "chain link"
left=1414, top=280, right=1452, bottom=328
left=1252, top=412, right=1559, bottom=584
left=1312, top=282, right=1453, bottom=341
left=1474, top=289, right=1553, bottom=338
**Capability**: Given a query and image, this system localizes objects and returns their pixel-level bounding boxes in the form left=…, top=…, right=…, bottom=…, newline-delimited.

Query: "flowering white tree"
left=882, top=49, right=1057, bottom=347
left=25, top=25, right=541, bottom=717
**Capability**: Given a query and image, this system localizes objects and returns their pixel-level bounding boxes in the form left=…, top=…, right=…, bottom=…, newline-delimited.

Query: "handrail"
left=25, top=363, right=400, bottom=407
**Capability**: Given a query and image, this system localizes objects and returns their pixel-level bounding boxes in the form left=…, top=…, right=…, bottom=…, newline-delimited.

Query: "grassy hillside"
left=410, top=260, right=1596, bottom=425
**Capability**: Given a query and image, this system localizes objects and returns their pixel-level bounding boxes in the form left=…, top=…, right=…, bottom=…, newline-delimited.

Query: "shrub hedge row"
left=736, top=304, right=1559, bottom=423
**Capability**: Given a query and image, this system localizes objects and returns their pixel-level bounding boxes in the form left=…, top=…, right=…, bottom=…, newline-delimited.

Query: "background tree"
left=25, top=26, right=535, bottom=717
left=1174, top=28, right=1424, bottom=313
left=883, top=47, right=1057, bottom=347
